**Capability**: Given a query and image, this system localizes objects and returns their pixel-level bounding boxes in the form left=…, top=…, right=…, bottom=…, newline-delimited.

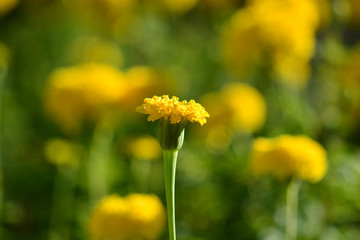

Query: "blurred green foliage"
left=1, top=0, right=360, bottom=240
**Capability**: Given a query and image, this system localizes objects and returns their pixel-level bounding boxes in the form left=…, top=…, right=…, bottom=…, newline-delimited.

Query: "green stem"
left=285, top=178, right=301, bottom=240
left=48, top=165, right=79, bottom=240
left=163, top=150, right=178, bottom=240
left=88, top=121, right=114, bottom=205
left=0, top=66, right=7, bottom=238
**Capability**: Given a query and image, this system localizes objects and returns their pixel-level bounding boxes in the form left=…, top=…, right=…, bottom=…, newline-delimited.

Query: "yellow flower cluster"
left=89, top=194, right=166, bottom=240
left=202, top=83, right=266, bottom=133
left=221, top=0, right=319, bottom=87
left=44, top=63, right=126, bottom=133
left=136, top=95, right=209, bottom=125
left=250, top=135, right=327, bottom=183
left=0, top=0, right=18, bottom=16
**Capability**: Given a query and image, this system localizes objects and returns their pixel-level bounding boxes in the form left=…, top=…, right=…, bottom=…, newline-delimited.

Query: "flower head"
left=89, top=194, right=166, bottom=240
left=250, top=135, right=327, bottom=183
left=136, top=95, right=209, bottom=126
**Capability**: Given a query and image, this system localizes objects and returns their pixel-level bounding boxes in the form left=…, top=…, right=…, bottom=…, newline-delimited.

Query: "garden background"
left=1, top=0, right=360, bottom=239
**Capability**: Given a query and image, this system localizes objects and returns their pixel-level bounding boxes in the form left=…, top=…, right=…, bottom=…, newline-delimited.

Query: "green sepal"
left=160, top=118, right=186, bottom=151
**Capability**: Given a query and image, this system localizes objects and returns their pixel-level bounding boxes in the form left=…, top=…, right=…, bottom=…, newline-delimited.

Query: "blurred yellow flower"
left=136, top=95, right=209, bottom=125
left=123, top=66, right=169, bottom=112
left=127, top=136, right=162, bottom=160
left=89, top=193, right=166, bottom=240
left=67, top=36, right=123, bottom=66
left=221, top=0, right=320, bottom=87
left=202, top=83, right=266, bottom=133
left=44, top=63, right=126, bottom=133
left=0, top=0, right=19, bottom=16
left=250, top=135, right=327, bottom=182
left=222, top=83, right=266, bottom=132
left=44, top=138, right=83, bottom=167
left=0, top=42, right=11, bottom=69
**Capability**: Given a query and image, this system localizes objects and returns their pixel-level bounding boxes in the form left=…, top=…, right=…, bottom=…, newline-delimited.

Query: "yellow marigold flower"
left=250, top=135, right=327, bottom=183
left=136, top=95, right=209, bottom=126
left=221, top=0, right=319, bottom=87
left=0, top=0, right=19, bottom=16
left=44, top=138, right=83, bottom=167
left=44, top=63, right=126, bottom=133
left=127, top=136, right=162, bottom=160
left=89, top=194, right=166, bottom=240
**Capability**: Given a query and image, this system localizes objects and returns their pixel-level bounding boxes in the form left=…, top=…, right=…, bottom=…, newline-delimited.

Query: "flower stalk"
left=161, top=118, right=184, bottom=240
left=285, top=178, right=301, bottom=240
left=136, top=95, right=209, bottom=240
left=48, top=165, right=79, bottom=240
left=163, top=150, right=178, bottom=240
left=0, top=61, right=7, bottom=239
left=88, top=121, right=114, bottom=204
